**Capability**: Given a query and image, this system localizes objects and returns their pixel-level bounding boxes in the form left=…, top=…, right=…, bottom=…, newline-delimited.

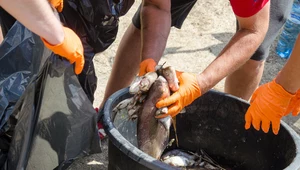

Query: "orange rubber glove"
left=155, top=71, right=201, bottom=118
left=245, top=80, right=295, bottom=135
left=285, top=89, right=300, bottom=116
left=42, top=27, right=84, bottom=75
left=139, top=59, right=157, bottom=76
left=49, top=0, right=63, bottom=12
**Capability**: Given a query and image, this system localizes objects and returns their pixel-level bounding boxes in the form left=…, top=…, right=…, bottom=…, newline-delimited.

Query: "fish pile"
left=113, top=65, right=179, bottom=159
left=113, top=65, right=227, bottom=169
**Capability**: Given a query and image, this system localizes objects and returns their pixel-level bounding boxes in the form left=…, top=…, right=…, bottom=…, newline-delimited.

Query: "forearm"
left=276, top=35, right=300, bottom=94
left=196, top=1, right=270, bottom=94
left=0, top=0, right=64, bottom=45
left=197, top=29, right=266, bottom=93
left=141, top=0, right=171, bottom=63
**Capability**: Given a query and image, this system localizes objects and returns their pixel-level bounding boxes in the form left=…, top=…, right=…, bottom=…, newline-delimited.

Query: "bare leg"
left=225, top=60, right=265, bottom=101
left=100, top=23, right=141, bottom=108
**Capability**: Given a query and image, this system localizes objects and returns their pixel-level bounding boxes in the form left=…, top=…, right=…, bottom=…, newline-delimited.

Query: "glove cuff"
left=139, top=58, right=157, bottom=76
left=49, top=0, right=63, bottom=12
left=270, top=79, right=295, bottom=100
left=140, top=58, right=157, bottom=67
left=41, top=37, right=63, bottom=50
left=41, top=27, right=76, bottom=64
left=40, top=26, right=65, bottom=51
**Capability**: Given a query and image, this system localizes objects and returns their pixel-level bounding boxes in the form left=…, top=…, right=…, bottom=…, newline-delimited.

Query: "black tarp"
left=0, top=22, right=101, bottom=170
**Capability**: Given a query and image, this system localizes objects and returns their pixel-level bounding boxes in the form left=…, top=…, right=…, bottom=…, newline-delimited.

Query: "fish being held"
left=113, top=66, right=179, bottom=159
left=160, top=66, right=179, bottom=92
left=137, top=76, right=172, bottom=159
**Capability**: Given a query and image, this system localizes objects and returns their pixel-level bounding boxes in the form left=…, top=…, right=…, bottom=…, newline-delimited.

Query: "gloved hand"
left=139, top=58, right=157, bottom=76
left=155, top=71, right=201, bottom=118
left=41, top=27, right=84, bottom=75
left=285, top=89, right=300, bottom=116
left=49, top=0, right=63, bottom=12
left=245, top=79, right=295, bottom=135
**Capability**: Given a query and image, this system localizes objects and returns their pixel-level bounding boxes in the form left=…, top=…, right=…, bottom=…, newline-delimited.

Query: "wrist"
left=41, top=27, right=66, bottom=54
left=44, top=25, right=65, bottom=46
left=196, top=73, right=209, bottom=94
left=141, top=58, right=158, bottom=64
left=271, top=79, right=295, bottom=99
left=275, top=73, right=298, bottom=94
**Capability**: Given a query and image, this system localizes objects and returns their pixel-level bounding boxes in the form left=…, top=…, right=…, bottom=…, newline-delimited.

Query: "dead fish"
left=129, top=76, right=143, bottom=94
left=128, top=104, right=141, bottom=120
left=112, top=98, right=133, bottom=113
left=163, top=155, right=195, bottom=167
left=161, top=66, right=179, bottom=92
left=129, top=72, right=158, bottom=94
left=137, top=76, right=172, bottom=159
left=139, top=72, right=158, bottom=92
left=155, top=107, right=168, bottom=116
left=161, top=149, right=196, bottom=167
left=127, top=93, right=142, bottom=110
left=162, top=149, right=226, bottom=170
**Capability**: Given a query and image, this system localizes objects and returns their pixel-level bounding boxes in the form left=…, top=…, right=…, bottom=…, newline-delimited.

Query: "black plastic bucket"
left=102, top=88, right=300, bottom=170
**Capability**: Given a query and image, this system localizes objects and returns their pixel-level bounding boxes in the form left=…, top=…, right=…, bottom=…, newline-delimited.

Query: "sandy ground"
left=68, top=0, right=300, bottom=169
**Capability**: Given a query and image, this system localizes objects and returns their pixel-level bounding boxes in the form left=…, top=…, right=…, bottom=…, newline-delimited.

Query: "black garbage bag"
left=0, top=7, right=16, bottom=37
left=0, top=21, right=47, bottom=133
left=60, top=0, right=134, bottom=54
left=0, top=22, right=47, bottom=168
left=0, top=0, right=135, bottom=103
left=0, top=22, right=101, bottom=169
left=5, top=54, right=101, bottom=170
left=59, top=0, right=134, bottom=102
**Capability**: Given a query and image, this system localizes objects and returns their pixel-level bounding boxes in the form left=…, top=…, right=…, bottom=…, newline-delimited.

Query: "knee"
left=239, top=59, right=265, bottom=75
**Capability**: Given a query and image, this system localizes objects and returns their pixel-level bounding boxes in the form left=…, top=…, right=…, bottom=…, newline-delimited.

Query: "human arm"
left=138, top=0, right=171, bottom=76
left=276, top=35, right=300, bottom=94
left=156, top=1, right=270, bottom=117
left=244, top=35, right=300, bottom=135
left=197, top=1, right=270, bottom=94
left=278, top=35, right=300, bottom=116
left=0, top=0, right=84, bottom=74
left=0, top=0, right=64, bottom=45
